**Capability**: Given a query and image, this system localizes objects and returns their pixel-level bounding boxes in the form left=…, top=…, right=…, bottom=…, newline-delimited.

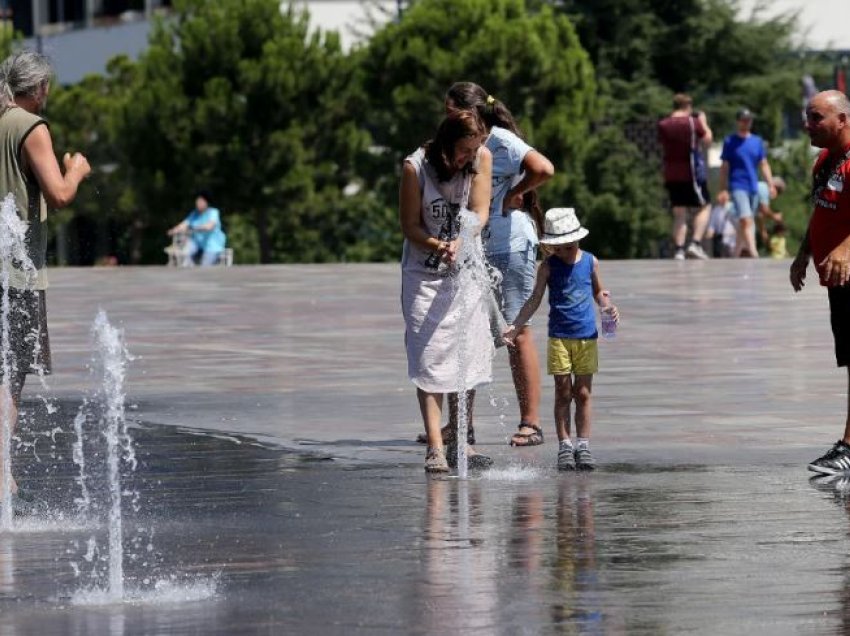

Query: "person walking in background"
left=399, top=109, right=494, bottom=473
left=717, top=108, right=777, bottom=258
left=167, top=190, right=227, bottom=266
left=790, top=91, right=850, bottom=475
left=444, top=82, right=554, bottom=449
left=0, top=50, right=91, bottom=502
left=503, top=208, right=618, bottom=471
left=657, top=93, right=712, bottom=261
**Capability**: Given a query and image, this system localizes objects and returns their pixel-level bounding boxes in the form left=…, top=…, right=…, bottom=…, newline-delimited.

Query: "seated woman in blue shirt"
left=167, top=190, right=227, bottom=266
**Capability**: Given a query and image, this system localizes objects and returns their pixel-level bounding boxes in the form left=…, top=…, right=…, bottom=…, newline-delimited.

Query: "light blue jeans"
left=488, top=245, right=538, bottom=324
left=186, top=240, right=222, bottom=266
left=729, top=189, right=759, bottom=220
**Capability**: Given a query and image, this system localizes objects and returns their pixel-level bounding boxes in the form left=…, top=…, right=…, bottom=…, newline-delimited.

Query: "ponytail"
left=446, top=81, right=525, bottom=139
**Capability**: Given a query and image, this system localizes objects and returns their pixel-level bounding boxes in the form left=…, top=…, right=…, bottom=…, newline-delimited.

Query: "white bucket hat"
left=539, top=207, right=589, bottom=245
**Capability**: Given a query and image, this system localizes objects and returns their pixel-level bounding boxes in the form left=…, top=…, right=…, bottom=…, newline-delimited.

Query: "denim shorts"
left=729, top=189, right=759, bottom=220
left=488, top=245, right=537, bottom=325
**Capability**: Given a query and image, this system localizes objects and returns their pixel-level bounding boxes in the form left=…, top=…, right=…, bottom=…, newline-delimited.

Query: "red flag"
left=836, top=65, right=848, bottom=95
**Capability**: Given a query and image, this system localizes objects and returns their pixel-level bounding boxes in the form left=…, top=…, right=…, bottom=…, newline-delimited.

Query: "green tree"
left=47, top=56, right=138, bottom=264
left=116, top=0, right=378, bottom=263
left=554, top=0, right=803, bottom=137
left=575, top=127, right=667, bottom=259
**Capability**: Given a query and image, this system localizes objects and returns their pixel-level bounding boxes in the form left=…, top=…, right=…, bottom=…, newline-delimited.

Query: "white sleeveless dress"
left=400, top=148, right=493, bottom=393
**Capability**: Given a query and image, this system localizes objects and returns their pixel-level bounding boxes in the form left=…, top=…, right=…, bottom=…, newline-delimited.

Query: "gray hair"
left=0, top=50, right=53, bottom=114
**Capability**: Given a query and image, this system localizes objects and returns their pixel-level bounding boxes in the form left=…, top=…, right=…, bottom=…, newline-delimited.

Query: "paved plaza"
left=3, top=259, right=850, bottom=634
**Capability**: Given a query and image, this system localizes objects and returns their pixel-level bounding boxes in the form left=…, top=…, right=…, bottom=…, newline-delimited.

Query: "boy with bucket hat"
left=503, top=208, right=618, bottom=470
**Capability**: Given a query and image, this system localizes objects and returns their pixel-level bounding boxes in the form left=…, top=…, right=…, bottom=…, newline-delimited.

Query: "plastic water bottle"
left=600, top=293, right=617, bottom=339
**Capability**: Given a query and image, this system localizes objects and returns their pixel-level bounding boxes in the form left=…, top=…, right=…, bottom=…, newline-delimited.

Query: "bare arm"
left=717, top=161, right=730, bottom=205
left=817, top=232, right=850, bottom=288
left=191, top=219, right=218, bottom=232
left=504, top=150, right=554, bottom=209
left=697, top=112, right=713, bottom=148
left=759, top=159, right=776, bottom=198
left=22, top=124, right=90, bottom=209
left=168, top=220, right=189, bottom=236
left=467, top=147, right=493, bottom=227
left=790, top=227, right=811, bottom=292
left=399, top=161, right=444, bottom=253
left=591, top=257, right=619, bottom=320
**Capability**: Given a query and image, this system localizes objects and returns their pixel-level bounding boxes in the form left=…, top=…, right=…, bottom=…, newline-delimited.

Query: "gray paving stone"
left=0, top=259, right=844, bottom=634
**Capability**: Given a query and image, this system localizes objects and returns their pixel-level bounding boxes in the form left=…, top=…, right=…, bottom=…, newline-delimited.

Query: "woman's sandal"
left=416, top=426, right=476, bottom=445
left=509, top=423, right=544, bottom=447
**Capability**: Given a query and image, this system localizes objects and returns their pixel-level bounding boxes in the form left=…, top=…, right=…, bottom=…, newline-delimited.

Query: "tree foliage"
left=33, top=0, right=837, bottom=263
left=112, top=0, right=380, bottom=263
left=48, top=57, right=137, bottom=264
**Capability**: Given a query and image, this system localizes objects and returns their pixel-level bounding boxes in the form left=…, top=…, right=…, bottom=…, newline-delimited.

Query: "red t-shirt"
left=809, top=144, right=850, bottom=285
left=657, top=115, right=706, bottom=182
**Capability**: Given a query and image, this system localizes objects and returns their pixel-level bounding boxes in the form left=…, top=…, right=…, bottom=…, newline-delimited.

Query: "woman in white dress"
left=400, top=110, right=494, bottom=473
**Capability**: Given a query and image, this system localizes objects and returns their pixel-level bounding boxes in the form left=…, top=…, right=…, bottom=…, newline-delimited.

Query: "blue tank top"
left=547, top=252, right=597, bottom=339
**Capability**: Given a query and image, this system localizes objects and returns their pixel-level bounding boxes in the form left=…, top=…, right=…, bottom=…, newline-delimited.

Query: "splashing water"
left=72, top=407, right=91, bottom=514
left=0, top=194, right=37, bottom=530
left=90, top=309, right=133, bottom=600
left=452, top=209, right=504, bottom=479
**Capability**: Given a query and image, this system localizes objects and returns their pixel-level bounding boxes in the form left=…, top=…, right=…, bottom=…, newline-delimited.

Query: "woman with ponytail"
left=445, top=82, right=554, bottom=448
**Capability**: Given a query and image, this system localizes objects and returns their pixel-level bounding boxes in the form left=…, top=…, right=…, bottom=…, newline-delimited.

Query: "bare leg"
left=736, top=217, right=759, bottom=258
left=692, top=204, right=710, bottom=242
left=671, top=206, right=688, bottom=248
left=509, top=326, right=542, bottom=444
left=573, top=375, right=594, bottom=439
left=447, top=390, right=484, bottom=455
left=447, top=389, right=475, bottom=433
left=757, top=209, right=769, bottom=248
left=554, top=374, right=573, bottom=442
left=0, top=373, right=24, bottom=496
left=417, top=389, right=444, bottom=450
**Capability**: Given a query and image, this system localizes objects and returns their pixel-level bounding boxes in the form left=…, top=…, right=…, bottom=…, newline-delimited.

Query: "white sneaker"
left=686, top=243, right=709, bottom=260
left=673, top=249, right=685, bottom=261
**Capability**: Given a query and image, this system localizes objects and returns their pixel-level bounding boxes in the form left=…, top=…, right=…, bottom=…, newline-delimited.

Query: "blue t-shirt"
left=484, top=126, right=536, bottom=255
left=721, top=134, right=766, bottom=194
left=185, top=207, right=227, bottom=253
left=547, top=251, right=597, bottom=340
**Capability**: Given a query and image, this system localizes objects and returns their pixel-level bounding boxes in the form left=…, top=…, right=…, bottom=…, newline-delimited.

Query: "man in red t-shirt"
left=657, top=93, right=712, bottom=260
left=791, top=90, right=850, bottom=475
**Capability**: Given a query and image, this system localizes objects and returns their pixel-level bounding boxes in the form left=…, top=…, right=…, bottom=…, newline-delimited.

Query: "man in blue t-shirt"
left=716, top=108, right=777, bottom=258
left=167, top=190, right=227, bottom=266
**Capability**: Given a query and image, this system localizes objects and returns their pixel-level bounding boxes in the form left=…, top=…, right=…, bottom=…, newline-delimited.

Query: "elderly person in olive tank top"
left=0, top=50, right=90, bottom=504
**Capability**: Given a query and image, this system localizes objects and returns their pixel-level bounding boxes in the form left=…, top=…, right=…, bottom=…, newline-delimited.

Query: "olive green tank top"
left=0, top=106, right=48, bottom=290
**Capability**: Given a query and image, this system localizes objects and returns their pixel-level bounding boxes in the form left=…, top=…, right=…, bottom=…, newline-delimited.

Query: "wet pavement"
left=2, top=260, right=850, bottom=634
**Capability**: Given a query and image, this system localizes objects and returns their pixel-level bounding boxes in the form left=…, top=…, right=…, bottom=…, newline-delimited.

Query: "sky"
left=736, top=0, right=850, bottom=50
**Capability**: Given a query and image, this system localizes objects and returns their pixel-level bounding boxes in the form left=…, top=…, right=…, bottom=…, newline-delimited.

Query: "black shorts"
left=829, top=285, right=850, bottom=367
left=665, top=181, right=710, bottom=208
left=0, top=288, right=52, bottom=381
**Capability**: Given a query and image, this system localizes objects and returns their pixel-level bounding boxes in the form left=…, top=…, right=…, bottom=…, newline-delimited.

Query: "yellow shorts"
left=547, top=338, right=598, bottom=376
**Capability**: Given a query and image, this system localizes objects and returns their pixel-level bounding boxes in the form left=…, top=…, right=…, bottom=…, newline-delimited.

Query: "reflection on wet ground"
left=1, top=402, right=850, bottom=634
